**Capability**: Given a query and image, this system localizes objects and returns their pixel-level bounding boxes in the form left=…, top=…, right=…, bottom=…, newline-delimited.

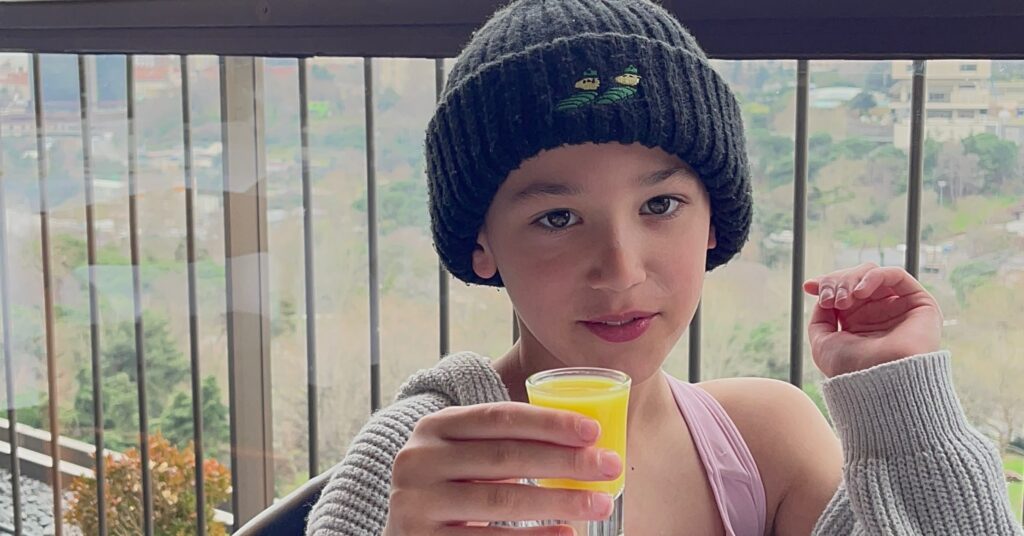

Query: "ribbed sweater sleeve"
left=304, top=352, right=509, bottom=536
left=812, top=350, right=1022, bottom=535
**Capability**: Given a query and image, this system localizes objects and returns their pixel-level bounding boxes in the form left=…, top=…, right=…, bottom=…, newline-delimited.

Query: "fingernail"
left=599, top=449, right=622, bottom=477
left=590, top=493, right=613, bottom=516
left=835, top=288, right=848, bottom=303
left=578, top=419, right=600, bottom=442
left=820, top=287, right=834, bottom=302
left=854, top=281, right=867, bottom=292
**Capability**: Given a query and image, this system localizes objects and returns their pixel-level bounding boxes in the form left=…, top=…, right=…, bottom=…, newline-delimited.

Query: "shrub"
left=65, top=432, right=231, bottom=536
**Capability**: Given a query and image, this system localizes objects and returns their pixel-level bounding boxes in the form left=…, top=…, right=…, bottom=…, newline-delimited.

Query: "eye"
left=536, top=210, right=579, bottom=230
left=641, top=196, right=682, bottom=216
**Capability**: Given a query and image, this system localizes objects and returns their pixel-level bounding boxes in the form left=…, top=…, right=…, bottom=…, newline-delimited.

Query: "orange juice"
left=526, top=369, right=630, bottom=497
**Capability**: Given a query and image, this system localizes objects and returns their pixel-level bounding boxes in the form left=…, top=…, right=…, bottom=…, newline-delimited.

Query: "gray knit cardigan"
left=305, top=350, right=1023, bottom=535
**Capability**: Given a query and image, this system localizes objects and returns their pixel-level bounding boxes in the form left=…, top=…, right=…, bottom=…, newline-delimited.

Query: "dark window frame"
left=1, top=0, right=1024, bottom=58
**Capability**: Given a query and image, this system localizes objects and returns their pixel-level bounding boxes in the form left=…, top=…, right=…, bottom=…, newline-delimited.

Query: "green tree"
left=741, top=320, right=787, bottom=380
left=932, top=140, right=983, bottom=205
left=157, top=376, right=231, bottom=462
left=864, top=144, right=907, bottom=195
left=924, top=137, right=941, bottom=178
left=101, top=313, right=188, bottom=403
left=352, top=178, right=429, bottom=233
left=741, top=101, right=772, bottom=129
left=67, top=313, right=189, bottom=451
left=949, top=260, right=998, bottom=307
left=754, top=208, right=793, bottom=268
left=961, top=133, right=1019, bottom=192
left=69, top=368, right=141, bottom=451
left=848, top=91, right=877, bottom=115
left=748, top=128, right=795, bottom=189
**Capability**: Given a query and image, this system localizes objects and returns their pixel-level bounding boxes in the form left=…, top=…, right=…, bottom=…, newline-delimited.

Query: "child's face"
left=473, top=142, right=716, bottom=380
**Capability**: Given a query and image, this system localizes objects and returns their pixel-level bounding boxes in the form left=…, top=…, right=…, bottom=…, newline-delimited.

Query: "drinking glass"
left=522, top=367, right=631, bottom=536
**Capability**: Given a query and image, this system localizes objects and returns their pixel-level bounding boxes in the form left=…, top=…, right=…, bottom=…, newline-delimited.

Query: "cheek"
left=655, top=241, right=705, bottom=280
left=647, top=226, right=709, bottom=306
left=498, top=236, right=580, bottom=312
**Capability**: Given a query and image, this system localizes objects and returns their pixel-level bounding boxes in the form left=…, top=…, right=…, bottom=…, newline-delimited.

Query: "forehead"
left=516, top=142, right=683, bottom=171
left=499, top=142, right=704, bottom=195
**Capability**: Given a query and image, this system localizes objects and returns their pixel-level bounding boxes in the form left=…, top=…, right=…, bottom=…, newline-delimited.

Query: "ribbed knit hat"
left=425, top=0, right=752, bottom=286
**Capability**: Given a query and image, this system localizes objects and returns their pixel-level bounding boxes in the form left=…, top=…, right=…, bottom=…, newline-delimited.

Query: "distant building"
left=990, top=80, right=1024, bottom=144
left=771, top=85, right=892, bottom=142
left=890, top=60, right=996, bottom=149
left=0, top=64, right=30, bottom=109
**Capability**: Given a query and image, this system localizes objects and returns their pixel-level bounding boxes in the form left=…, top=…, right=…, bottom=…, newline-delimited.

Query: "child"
left=306, top=0, right=1022, bottom=534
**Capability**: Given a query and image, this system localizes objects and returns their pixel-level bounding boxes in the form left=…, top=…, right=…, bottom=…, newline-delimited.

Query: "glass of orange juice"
left=525, top=367, right=630, bottom=536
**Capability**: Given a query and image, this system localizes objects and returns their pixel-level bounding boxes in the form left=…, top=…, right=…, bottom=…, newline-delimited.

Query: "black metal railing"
left=0, top=1, right=1022, bottom=533
left=0, top=50, right=940, bottom=535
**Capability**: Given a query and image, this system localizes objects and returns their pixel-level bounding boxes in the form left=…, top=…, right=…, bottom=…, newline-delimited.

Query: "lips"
left=580, top=311, right=657, bottom=343
left=584, top=311, right=657, bottom=324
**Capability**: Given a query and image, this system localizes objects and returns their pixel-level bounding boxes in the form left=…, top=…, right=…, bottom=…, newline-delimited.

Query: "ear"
left=472, top=226, right=498, bottom=280
left=707, top=224, right=717, bottom=250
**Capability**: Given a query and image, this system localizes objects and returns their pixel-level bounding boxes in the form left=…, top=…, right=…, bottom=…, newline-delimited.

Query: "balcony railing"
left=1, top=1, right=1023, bottom=535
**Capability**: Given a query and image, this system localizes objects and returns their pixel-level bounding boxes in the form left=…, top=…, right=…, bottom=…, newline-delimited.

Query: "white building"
left=890, top=60, right=997, bottom=149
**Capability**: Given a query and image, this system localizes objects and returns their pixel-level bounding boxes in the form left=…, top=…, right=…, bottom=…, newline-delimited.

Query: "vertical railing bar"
left=0, top=64, right=23, bottom=536
left=688, top=302, right=701, bottom=383
left=434, top=58, right=450, bottom=359
left=790, top=59, right=809, bottom=389
left=33, top=52, right=62, bottom=536
left=45, top=51, right=73, bottom=534
left=906, top=60, right=926, bottom=279
left=179, top=54, right=206, bottom=536
left=46, top=54, right=107, bottom=536
left=298, top=57, right=319, bottom=477
left=77, top=55, right=107, bottom=536
left=125, top=55, right=155, bottom=536
left=363, top=58, right=381, bottom=413
left=219, top=57, right=238, bottom=528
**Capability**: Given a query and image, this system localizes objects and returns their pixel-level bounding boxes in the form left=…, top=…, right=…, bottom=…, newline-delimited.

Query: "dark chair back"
left=232, top=469, right=332, bottom=535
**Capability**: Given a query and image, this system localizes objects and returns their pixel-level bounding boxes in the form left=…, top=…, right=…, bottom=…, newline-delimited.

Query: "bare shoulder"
left=696, top=377, right=843, bottom=535
left=693, top=378, right=818, bottom=495
left=695, top=377, right=833, bottom=446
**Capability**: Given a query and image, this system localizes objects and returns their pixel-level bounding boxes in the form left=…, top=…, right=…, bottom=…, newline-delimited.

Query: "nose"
left=586, top=224, right=647, bottom=292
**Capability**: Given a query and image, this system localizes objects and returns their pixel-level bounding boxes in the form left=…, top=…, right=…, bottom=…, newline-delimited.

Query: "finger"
left=805, top=262, right=879, bottom=298
left=818, top=277, right=837, bottom=308
left=447, top=524, right=575, bottom=535
left=419, top=402, right=601, bottom=447
left=437, top=441, right=620, bottom=482
left=852, top=266, right=925, bottom=299
left=434, top=481, right=613, bottom=523
left=807, top=301, right=838, bottom=343
left=837, top=285, right=899, bottom=318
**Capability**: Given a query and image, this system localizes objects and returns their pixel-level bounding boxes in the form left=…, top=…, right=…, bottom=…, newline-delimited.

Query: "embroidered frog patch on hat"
left=555, top=65, right=642, bottom=112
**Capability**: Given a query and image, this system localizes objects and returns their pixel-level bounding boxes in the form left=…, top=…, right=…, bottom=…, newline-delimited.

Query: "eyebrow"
left=511, top=166, right=692, bottom=203
left=640, top=166, right=692, bottom=187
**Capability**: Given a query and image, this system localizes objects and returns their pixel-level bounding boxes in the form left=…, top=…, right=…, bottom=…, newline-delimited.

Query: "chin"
left=566, top=338, right=669, bottom=384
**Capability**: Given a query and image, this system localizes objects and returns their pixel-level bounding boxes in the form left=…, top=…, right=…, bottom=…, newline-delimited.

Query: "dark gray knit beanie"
left=425, top=0, right=752, bottom=286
